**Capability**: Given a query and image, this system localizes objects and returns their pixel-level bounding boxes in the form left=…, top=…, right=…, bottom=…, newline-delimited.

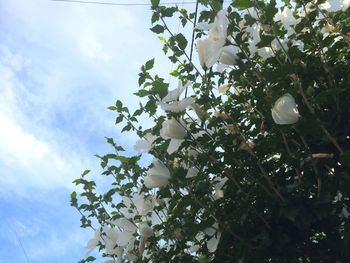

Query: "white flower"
left=319, top=0, right=348, bottom=12
left=343, top=0, right=350, bottom=10
left=167, top=138, right=184, bottom=155
left=198, top=8, right=228, bottom=65
left=86, top=228, right=101, bottom=256
left=158, top=81, right=194, bottom=113
left=186, top=166, right=199, bottom=178
left=342, top=207, right=350, bottom=218
left=133, top=133, right=157, bottom=153
left=291, top=39, right=304, bottom=52
left=196, top=9, right=228, bottom=41
left=162, top=81, right=191, bottom=102
left=160, top=117, right=187, bottom=139
left=159, top=97, right=194, bottom=113
left=132, top=193, right=155, bottom=215
left=258, top=47, right=274, bottom=60
left=119, top=193, right=154, bottom=217
left=191, top=102, right=206, bottom=121
left=219, top=45, right=239, bottom=65
left=160, top=117, right=187, bottom=154
left=115, top=247, right=124, bottom=263
left=112, top=218, right=137, bottom=232
left=197, top=38, right=225, bottom=69
left=196, top=9, right=230, bottom=69
left=195, top=21, right=210, bottom=31
left=102, top=225, right=135, bottom=257
left=207, top=232, right=221, bottom=253
left=246, top=24, right=262, bottom=55
left=204, top=223, right=221, bottom=253
left=271, top=93, right=300, bottom=125
left=139, top=223, right=154, bottom=258
left=245, top=7, right=258, bottom=20
left=116, top=230, right=134, bottom=247
left=144, top=159, right=171, bottom=188
left=103, top=227, right=120, bottom=254
left=140, top=223, right=154, bottom=238
left=218, top=83, right=230, bottom=94
left=274, top=7, right=299, bottom=36
left=213, top=176, right=228, bottom=200
left=186, top=241, right=200, bottom=253
left=208, top=9, right=228, bottom=41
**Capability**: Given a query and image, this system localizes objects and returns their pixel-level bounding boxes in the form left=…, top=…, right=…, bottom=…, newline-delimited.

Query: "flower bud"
left=271, top=93, right=300, bottom=125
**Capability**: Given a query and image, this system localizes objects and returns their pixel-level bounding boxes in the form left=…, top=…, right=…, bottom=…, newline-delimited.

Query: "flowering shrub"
left=72, top=0, right=350, bottom=262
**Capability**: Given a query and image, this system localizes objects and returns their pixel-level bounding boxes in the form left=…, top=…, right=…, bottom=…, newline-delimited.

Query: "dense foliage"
left=72, top=0, right=350, bottom=262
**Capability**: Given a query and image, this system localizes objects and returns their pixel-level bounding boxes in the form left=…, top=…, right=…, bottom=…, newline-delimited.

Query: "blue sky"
left=0, top=0, right=184, bottom=262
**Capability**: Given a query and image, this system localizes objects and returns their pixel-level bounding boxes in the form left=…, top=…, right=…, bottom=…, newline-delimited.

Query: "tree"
left=72, top=0, right=350, bottom=262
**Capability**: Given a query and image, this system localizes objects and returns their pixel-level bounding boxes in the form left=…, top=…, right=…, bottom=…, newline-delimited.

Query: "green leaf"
left=107, top=105, right=117, bottom=111
left=145, top=100, right=157, bottom=115
left=85, top=256, right=96, bottom=262
left=116, top=155, right=130, bottom=163
left=256, top=34, right=275, bottom=48
left=340, top=152, right=350, bottom=165
left=210, top=1, right=223, bottom=12
left=121, top=123, right=132, bottom=132
left=145, top=58, right=155, bottom=70
left=133, top=108, right=143, bottom=117
left=161, top=6, right=177, bottom=17
left=138, top=73, right=146, bottom=86
left=115, top=100, right=123, bottom=111
left=176, top=33, right=188, bottom=50
left=151, top=11, right=160, bottom=24
left=265, top=0, right=277, bottom=21
left=115, top=114, right=124, bottom=124
left=134, top=89, right=149, bottom=97
left=150, top=24, right=164, bottom=34
left=81, top=170, right=90, bottom=177
left=232, top=0, right=254, bottom=10
left=152, top=78, right=168, bottom=99
left=106, top=137, right=115, bottom=145
left=72, top=178, right=83, bottom=185
left=115, top=145, right=125, bottom=151
left=151, top=0, right=160, bottom=8
left=70, top=191, right=78, bottom=207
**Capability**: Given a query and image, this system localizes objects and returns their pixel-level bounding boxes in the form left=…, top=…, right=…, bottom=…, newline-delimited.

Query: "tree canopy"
left=72, top=0, right=350, bottom=262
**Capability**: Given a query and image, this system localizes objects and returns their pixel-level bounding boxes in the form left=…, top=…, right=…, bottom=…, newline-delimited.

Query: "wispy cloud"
left=0, top=0, right=178, bottom=261
left=0, top=193, right=90, bottom=263
left=0, top=112, right=86, bottom=195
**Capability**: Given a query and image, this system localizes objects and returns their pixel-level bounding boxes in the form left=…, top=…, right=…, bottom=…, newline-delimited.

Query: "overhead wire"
left=6, top=219, right=31, bottom=263
left=14, top=230, right=31, bottom=263
left=50, top=0, right=230, bottom=6
left=49, top=0, right=200, bottom=6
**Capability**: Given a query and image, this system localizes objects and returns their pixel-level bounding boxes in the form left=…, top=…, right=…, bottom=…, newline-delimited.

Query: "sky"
left=0, top=0, right=193, bottom=262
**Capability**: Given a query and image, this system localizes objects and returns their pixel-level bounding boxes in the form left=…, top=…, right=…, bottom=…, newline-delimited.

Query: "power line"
left=49, top=0, right=200, bottom=6
left=7, top=222, right=31, bottom=263
left=14, top=231, right=31, bottom=263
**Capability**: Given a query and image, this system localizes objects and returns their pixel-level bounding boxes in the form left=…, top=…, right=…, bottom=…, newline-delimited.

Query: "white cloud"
left=0, top=113, right=85, bottom=194
left=26, top=228, right=88, bottom=261
left=0, top=214, right=90, bottom=262
left=80, top=35, right=110, bottom=61
left=0, top=1, right=179, bottom=261
left=0, top=47, right=88, bottom=196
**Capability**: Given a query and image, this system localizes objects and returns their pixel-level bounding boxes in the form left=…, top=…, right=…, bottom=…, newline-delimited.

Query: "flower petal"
left=206, top=232, right=221, bottom=253
left=272, top=93, right=299, bottom=125
left=186, top=167, right=199, bottom=178
left=167, top=139, right=184, bottom=154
